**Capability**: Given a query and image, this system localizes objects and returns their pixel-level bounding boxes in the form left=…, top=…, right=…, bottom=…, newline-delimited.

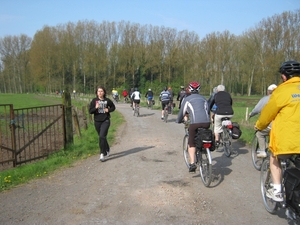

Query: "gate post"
left=63, top=92, right=74, bottom=146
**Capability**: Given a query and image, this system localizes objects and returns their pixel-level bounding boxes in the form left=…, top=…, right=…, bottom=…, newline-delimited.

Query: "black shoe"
left=189, top=163, right=197, bottom=173
left=215, top=141, right=220, bottom=148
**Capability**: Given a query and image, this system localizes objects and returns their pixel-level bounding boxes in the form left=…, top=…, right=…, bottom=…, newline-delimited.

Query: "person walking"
left=89, top=86, right=116, bottom=162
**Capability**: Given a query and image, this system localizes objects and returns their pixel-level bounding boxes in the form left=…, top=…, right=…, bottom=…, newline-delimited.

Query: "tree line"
left=0, top=9, right=299, bottom=96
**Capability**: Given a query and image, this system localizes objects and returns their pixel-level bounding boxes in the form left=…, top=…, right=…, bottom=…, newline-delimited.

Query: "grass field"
left=0, top=93, right=261, bottom=191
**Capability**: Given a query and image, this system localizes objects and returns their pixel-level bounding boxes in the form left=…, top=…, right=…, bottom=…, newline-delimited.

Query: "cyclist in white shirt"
left=131, top=87, right=141, bottom=110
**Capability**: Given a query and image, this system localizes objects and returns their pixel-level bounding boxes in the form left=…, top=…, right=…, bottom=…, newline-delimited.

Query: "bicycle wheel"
left=260, top=159, right=278, bottom=214
left=198, top=148, right=212, bottom=187
left=222, top=128, right=232, bottom=157
left=164, top=108, right=168, bottom=123
left=251, top=135, right=263, bottom=171
left=182, top=134, right=190, bottom=168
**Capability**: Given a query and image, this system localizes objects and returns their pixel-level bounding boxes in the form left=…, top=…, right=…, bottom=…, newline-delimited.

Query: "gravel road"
left=0, top=102, right=290, bottom=225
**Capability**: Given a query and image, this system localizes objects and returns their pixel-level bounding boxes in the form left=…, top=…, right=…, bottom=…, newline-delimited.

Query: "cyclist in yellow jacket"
left=255, top=60, right=300, bottom=202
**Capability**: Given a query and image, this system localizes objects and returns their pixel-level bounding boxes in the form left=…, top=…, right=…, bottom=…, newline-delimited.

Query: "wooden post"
left=246, top=107, right=249, bottom=121
left=82, top=106, right=88, bottom=130
left=63, top=92, right=74, bottom=146
left=72, top=108, right=81, bottom=138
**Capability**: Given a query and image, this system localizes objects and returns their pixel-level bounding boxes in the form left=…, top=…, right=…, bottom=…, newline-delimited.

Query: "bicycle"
left=218, top=117, right=234, bottom=157
left=260, top=154, right=300, bottom=223
left=163, top=102, right=171, bottom=123
left=124, top=96, right=129, bottom=103
left=251, top=131, right=269, bottom=171
left=147, top=98, right=154, bottom=110
left=133, top=104, right=140, bottom=117
left=183, top=126, right=214, bottom=187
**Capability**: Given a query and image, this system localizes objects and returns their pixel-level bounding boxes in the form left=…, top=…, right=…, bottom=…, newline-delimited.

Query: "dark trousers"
left=94, top=119, right=110, bottom=155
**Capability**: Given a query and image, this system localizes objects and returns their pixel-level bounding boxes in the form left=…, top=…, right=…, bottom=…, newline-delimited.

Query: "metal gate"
left=0, top=104, right=65, bottom=171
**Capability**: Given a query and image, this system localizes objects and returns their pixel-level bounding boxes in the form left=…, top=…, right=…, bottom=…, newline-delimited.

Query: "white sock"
left=273, top=184, right=281, bottom=193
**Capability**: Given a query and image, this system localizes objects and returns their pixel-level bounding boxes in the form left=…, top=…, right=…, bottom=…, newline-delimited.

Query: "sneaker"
left=106, top=149, right=110, bottom=157
left=257, top=150, right=267, bottom=158
left=215, top=141, right=220, bottom=148
left=189, top=163, right=197, bottom=173
left=266, top=188, right=283, bottom=202
left=99, top=153, right=105, bottom=162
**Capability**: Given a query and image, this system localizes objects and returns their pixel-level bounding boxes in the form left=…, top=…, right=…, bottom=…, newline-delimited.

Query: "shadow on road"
left=107, top=146, right=155, bottom=160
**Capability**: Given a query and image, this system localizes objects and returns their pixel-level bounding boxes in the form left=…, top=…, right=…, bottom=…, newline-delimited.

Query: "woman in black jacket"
left=89, top=86, right=116, bottom=162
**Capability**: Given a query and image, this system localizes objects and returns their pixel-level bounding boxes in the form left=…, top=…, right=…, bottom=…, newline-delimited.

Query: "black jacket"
left=89, top=97, right=116, bottom=122
left=209, top=91, right=234, bottom=115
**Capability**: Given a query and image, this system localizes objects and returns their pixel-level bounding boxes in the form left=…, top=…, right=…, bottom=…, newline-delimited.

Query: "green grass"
left=0, top=94, right=124, bottom=192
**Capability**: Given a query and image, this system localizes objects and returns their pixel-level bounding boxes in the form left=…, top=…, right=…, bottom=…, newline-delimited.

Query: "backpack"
left=231, top=122, right=242, bottom=139
left=284, top=168, right=300, bottom=214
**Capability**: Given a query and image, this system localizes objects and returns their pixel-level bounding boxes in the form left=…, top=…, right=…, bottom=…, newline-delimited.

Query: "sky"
left=0, top=0, right=299, bottom=38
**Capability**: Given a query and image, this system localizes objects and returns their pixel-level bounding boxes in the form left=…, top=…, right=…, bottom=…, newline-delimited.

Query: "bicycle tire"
left=222, top=128, right=232, bottom=157
left=182, top=134, right=190, bottom=168
left=164, top=108, right=168, bottom=123
left=251, top=135, right=263, bottom=171
left=198, top=148, right=212, bottom=187
left=260, top=159, right=278, bottom=214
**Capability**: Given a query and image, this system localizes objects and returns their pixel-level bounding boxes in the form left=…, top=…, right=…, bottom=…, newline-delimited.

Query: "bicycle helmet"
left=189, top=81, right=200, bottom=93
left=180, top=86, right=184, bottom=89
left=279, top=60, right=300, bottom=78
left=148, top=88, right=151, bottom=91
left=163, top=86, right=167, bottom=91
left=134, top=87, right=138, bottom=91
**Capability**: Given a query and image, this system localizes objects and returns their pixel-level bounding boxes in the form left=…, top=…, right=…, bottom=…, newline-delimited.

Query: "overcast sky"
left=0, top=0, right=299, bottom=38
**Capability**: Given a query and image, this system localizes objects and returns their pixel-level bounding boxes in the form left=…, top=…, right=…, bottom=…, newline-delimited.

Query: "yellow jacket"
left=255, top=77, right=300, bottom=156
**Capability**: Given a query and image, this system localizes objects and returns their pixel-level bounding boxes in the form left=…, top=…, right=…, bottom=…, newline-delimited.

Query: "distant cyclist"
left=145, top=88, right=154, bottom=106
left=131, top=87, right=141, bottom=110
left=112, top=88, right=119, bottom=102
left=122, top=89, right=128, bottom=102
left=176, top=81, right=210, bottom=172
left=177, top=86, right=186, bottom=109
left=209, top=85, right=234, bottom=147
left=159, top=87, right=171, bottom=120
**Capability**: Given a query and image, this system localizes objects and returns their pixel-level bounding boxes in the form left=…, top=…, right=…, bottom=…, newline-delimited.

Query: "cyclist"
left=209, top=84, right=234, bottom=147
left=145, top=88, right=154, bottom=106
left=159, top=87, right=171, bottom=120
left=249, top=84, right=277, bottom=158
left=112, top=88, right=119, bottom=101
left=131, top=87, right=141, bottom=110
left=177, top=86, right=186, bottom=109
left=122, top=89, right=128, bottom=102
left=176, top=81, right=210, bottom=172
left=129, top=87, right=134, bottom=108
left=255, top=60, right=300, bottom=202
left=168, top=86, right=175, bottom=106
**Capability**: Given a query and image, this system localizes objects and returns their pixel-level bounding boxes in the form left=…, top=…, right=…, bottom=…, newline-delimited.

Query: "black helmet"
left=189, top=81, right=201, bottom=93
left=163, top=86, right=167, bottom=91
left=279, top=61, right=300, bottom=77
left=134, top=87, right=138, bottom=91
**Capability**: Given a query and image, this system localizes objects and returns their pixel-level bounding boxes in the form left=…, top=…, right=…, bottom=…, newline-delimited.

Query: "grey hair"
left=217, top=85, right=225, bottom=92
left=213, top=87, right=218, bottom=93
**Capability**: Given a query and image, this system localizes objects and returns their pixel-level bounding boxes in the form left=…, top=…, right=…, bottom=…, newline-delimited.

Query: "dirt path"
left=0, top=103, right=289, bottom=225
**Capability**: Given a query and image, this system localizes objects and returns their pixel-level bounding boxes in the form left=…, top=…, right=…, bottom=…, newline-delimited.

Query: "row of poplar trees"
left=0, top=9, right=299, bottom=96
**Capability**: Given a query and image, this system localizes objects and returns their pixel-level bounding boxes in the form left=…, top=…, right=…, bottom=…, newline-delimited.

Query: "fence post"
left=63, top=92, right=74, bottom=146
left=72, top=108, right=81, bottom=138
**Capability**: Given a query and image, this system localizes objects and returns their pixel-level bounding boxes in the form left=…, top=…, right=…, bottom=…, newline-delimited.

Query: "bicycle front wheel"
left=260, top=159, right=278, bottom=214
left=251, top=135, right=263, bottom=171
left=222, top=128, right=232, bottom=157
left=198, top=148, right=212, bottom=187
left=183, top=135, right=190, bottom=168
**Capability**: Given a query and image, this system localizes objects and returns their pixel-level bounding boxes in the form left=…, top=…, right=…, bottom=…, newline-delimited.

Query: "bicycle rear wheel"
left=222, top=128, right=232, bottom=157
left=198, top=148, right=212, bottom=187
left=182, top=134, right=190, bottom=168
left=164, top=108, right=168, bottom=123
left=251, top=135, right=263, bottom=170
left=260, top=159, right=278, bottom=214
